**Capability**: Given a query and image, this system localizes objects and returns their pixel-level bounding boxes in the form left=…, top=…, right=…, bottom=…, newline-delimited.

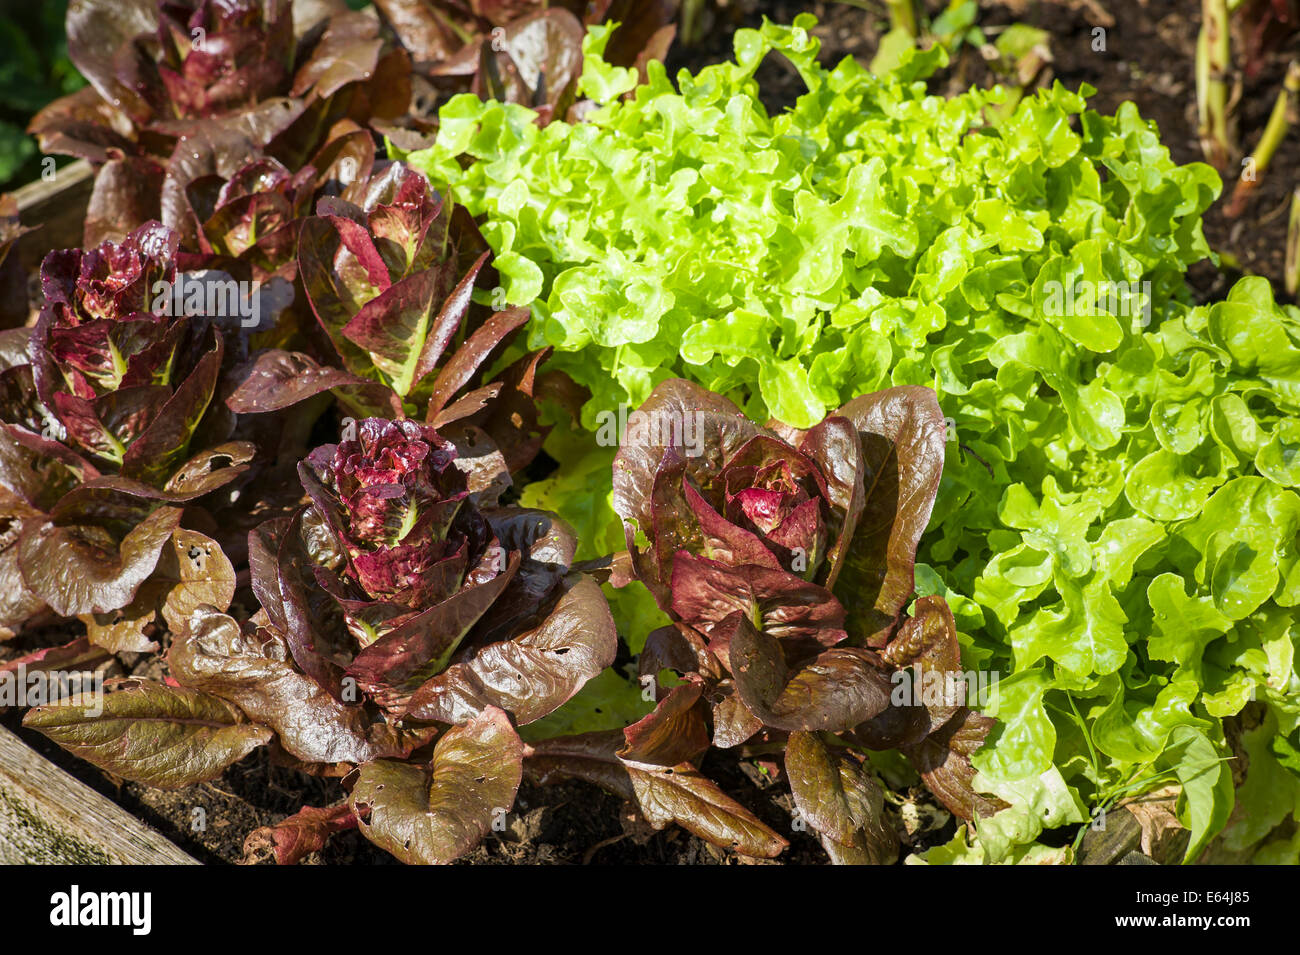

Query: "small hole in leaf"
left=553, top=647, right=570, bottom=655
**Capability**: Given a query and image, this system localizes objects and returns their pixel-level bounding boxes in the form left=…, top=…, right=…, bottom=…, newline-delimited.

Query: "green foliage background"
left=0, top=1, right=83, bottom=189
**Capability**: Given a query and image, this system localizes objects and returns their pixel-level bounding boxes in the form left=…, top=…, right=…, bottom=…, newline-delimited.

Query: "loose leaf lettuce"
left=413, top=14, right=1300, bottom=860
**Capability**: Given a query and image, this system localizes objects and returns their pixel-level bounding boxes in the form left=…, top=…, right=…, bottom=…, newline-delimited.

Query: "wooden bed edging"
left=0, top=725, right=197, bottom=865
left=12, top=158, right=94, bottom=270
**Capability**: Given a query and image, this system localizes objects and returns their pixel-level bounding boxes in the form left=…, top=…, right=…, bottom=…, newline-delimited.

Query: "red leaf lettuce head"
left=372, top=0, right=678, bottom=131
left=242, top=416, right=616, bottom=730
left=612, top=378, right=948, bottom=646
left=183, top=156, right=315, bottom=270
left=230, top=162, right=546, bottom=475
left=154, top=0, right=295, bottom=120
left=28, top=0, right=411, bottom=246
left=302, top=417, right=489, bottom=607
left=26, top=221, right=237, bottom=480
left=41, top=220, right=178, bottom=330
left=587, top=381, right=1003, bottom=859
left=183, top=417, right=620, bottom=863
left=0, top=220, right=252, bottom=634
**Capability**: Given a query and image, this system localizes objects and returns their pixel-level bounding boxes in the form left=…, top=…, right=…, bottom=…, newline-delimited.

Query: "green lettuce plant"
left=408, top=15, right=1300, bottom=861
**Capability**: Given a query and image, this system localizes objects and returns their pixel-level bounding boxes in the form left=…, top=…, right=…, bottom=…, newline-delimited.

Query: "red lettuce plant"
left=228, top=162, right=547, bottom=475
left=0, top=221, right=250, bottom=648
left=172, top=120, right=378, bottom=285
left=425, top=7, right=588, bottom=126
left=26, top=416, right=618, bottom=865
left=528, top=380, right=1004, bottom=863
left=28, top=0, right=411, bottom=246
left=371, top=0, right=678, bottom=137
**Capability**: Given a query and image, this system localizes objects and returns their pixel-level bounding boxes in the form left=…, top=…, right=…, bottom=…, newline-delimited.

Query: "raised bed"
left=1, top=0, right=1270, bottom=869
left=0, top=724, right=195, bottom=864
left=10, top=159, right=93, bottom=272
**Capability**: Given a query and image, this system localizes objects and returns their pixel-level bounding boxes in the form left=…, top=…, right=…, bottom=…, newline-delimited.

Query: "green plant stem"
left=1065, top=693, right=1102, bottom=785
left=681, top=0, right=707, bottom=47
left=1198, top=0, right=1233, bottom=169
left=1225, top=60, right=1300, bottom=217
left=886, top=0, right=919, bottom=37
left=1287, top=187, right=1300, bottom=296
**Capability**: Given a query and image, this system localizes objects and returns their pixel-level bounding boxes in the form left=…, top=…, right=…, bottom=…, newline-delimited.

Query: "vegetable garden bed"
left=1, top=0, right=1298, bottom=868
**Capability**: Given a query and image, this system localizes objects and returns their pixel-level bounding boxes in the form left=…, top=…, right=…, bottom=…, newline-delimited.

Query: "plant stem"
left=1225, top=60, right=1300, bottom=217
left=1064, top=693, right=1102, bottom=786
left=886, top=0, right=919, bottom=37
left=680, top=0, right=706, bottom=47
left=1198, top=0, right=1233, bottom=169
left=1287, top=187, right=1300, bottom=295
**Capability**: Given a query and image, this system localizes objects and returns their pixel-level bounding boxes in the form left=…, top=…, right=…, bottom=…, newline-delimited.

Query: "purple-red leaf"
left=348, top=706, right=523, bottom=865
left=785, top=730, right=899, bottom=864
left=669, top=554, right=847, bottom=658
left=346, top=551, right=521, bottom=711
left=830, top=386, right=947, bottom=644
left=621, top=757, right=789, bottom=859
left=524, top=729, right=788, bottom=858
left=120, top=336, right=224, bottom=485
left=17, top=506, right=182, bottom=617
left=23, top=682, right=272, bottom=789
left=170, top=607, right=425, bottom=766
left=612, top=379, right=761, bottom=552
left=729, top=613, right=892, bottom=733
left=405, top=573, right=616, bottom=725
left=227, top=349, right=373, bottom=414
left=618, top=680, right=709, bottom=766
left=902, top=709, right=1008, bottom=822
left=243, top=802, right=359, bottom=865
left=0, top=637, right=111, bottom=698
left=340, top=265, right=458, bottom=398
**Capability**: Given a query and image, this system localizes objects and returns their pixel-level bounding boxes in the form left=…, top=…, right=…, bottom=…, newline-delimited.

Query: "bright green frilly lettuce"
left=408, top=15, right=1300, bottom=861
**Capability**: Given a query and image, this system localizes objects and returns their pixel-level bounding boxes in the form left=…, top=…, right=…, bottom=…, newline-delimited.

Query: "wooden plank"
left=0, top=724, right=198, bottom=865
left=12, top=159, right=95, bottom=270
left=1077, top=807, right=1143, bottom=865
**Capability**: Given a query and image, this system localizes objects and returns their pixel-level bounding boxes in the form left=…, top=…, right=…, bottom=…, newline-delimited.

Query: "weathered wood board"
left=12, top=158, right=94, bottom=270
left=0, top=725, right=197, bottom=865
